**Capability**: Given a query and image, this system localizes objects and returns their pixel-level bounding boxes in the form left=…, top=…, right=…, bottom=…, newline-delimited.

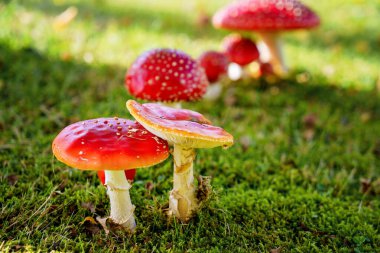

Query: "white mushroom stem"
left=258, top=32, right=288, bottom=75
left=227, top=62, right=244, bottom=81
left=228, top=63, right=254, bottom=81
left=203, top=82, right=222, bottom=101
left=169, top=144, right=197, bottom=221
left=104, top=170, right=136, bottom=231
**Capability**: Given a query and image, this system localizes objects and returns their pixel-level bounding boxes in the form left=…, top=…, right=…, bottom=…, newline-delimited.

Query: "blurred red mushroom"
left=126, top=48, right=209, bottom=108
left=213, top=0, right=320, bottom=75
left=198, top=50, right=229, bottom=100
left=222, top=34, right=260, bottom=80
left=222, top=34, right=259, bottom=66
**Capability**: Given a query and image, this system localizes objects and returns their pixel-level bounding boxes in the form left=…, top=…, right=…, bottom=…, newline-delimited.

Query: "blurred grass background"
left=0, top=0, right=380, bottom=252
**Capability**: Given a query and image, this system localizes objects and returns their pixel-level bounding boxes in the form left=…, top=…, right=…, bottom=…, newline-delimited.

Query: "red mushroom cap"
left=52, top=118, right=169, bottom=170
left=222, top=34, right=259, bottom=66
left=198, top=51, right=229, bottom=83
left=126, top=48, right=209, bottom=102
left=97, top=169, right=136, bottom=185
left=213, top=0, right=320, bottom=32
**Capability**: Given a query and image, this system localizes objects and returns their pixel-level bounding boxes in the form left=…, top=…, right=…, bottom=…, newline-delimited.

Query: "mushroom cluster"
left=52, top=48, right=235, bottom=231
left=196, top=34, right=265, bottom=100
left=212, top=0, right=320, bottom=75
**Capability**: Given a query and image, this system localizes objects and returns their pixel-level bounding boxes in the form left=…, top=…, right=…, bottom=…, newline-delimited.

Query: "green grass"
left=1, top=0, right=380, bottom=252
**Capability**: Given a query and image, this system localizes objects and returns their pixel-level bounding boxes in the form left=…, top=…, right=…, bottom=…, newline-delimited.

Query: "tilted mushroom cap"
left=125, top=48, right=209, bottom=102
left=126, top=100, right=233, bottom=149
left=213, top=0, right=320, bottom=31
left=52, top=118, right=169, bottom=170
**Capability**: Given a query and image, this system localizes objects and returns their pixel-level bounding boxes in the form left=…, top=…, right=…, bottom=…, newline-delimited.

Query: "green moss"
left=0, top=0, right=379, bottom=251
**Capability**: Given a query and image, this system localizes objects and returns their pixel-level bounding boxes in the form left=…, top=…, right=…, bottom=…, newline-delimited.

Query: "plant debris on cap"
left=52, top=118, right=169, bottom=170
left=125, top=48, right=209, bottom=102
left=126, top=100, right=234, bottom=149
left=213, top=0, right=320, bottom=31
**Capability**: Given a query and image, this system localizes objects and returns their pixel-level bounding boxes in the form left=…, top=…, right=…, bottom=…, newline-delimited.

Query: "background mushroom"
left=126, top=100, right=234, bottom=222
left=222, top=34, right=260, bottom=80
left=213, top=0, right=320, bottom=75
left=197, top=50, right=229, bottom=100
left=126, top=48, right=209, bottom=108
left=52, top=118, right=169, bottom=231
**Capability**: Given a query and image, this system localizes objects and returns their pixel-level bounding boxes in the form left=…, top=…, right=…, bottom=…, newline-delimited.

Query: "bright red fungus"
left=213, top=0, right=320, bottom=31
left=198, top=51, right=229, bottom=83
left=222, top=35, right=259, bottom=66
left=125, top=48, right=209, bottom=102
left=52, top=118, right=169, bottom=170
left=52, top=118, right=169, bottom=232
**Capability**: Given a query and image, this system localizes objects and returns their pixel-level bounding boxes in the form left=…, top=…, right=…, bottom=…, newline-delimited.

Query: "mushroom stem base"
left=105, top=170, right=136, bottom=231
left=169, top=145, right=197, bottom=222
left=258, top=32, right=288, bottom=76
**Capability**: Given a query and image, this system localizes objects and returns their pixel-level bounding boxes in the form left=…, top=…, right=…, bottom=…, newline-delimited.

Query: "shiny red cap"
left=213, top=0, right=320, bottom=32
left=126, top=48, right=209, bottom=102
left=198, top=51, right=229, bottom=83
left=222, top=35, right=259, bottom=66
left=52, top=118, right=169, bottom=170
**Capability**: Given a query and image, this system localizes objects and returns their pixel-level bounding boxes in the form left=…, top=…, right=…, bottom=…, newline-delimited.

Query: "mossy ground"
left=1, top=0, right=379, bottom=252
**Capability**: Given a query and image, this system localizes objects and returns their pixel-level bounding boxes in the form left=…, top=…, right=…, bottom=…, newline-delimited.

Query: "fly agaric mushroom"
left=126, top=48, right=209, bottom=108
left=222, top=34, right=260, bottom=80
left=198, top=50, right=229, bottom=100
left=223, top=34, right=259, bottom=66
left=213, top=0, right=320, bottom=75
left=52, top=118, right=169, bottom=231
left=126, top=100, right=233, bottom=222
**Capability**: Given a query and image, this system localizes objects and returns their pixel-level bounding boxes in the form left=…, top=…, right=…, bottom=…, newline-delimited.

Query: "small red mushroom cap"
left=97, top=170, right=136, bottom=185
left=52, top=118, right=169, bottom=170
left=198, top=51, right=229, bottom=83
left=213, top=0, right=320, bottom=31
left=126, top=48, right=209, bottom=102
left=222, top=35, right=259, bottom=66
